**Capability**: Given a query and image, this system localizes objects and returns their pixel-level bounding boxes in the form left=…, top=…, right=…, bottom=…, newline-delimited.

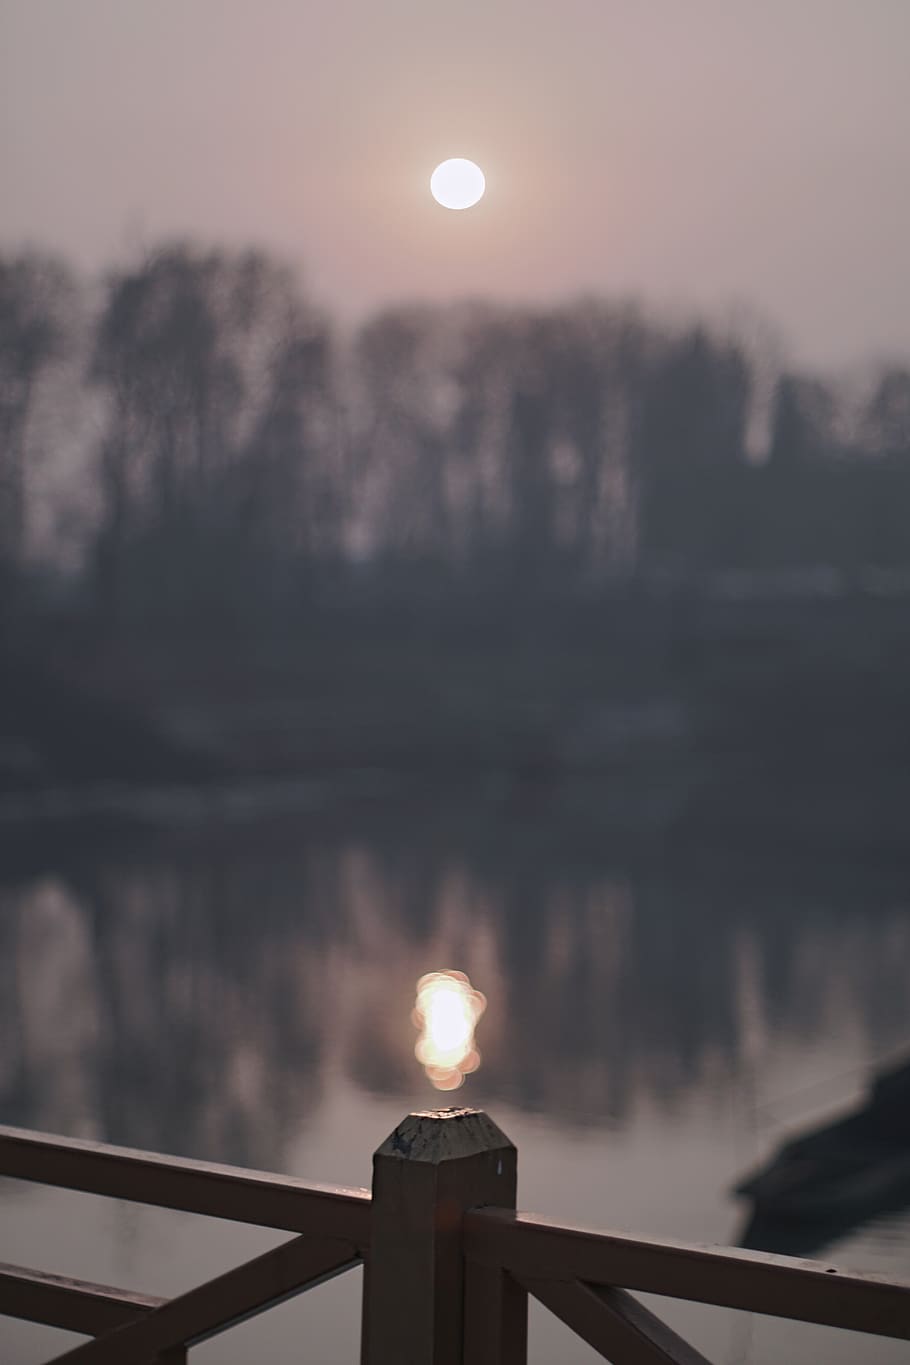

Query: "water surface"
left=2, top=785, right=909, bottom=1362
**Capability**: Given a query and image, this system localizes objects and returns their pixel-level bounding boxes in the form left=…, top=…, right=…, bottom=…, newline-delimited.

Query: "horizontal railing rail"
left=0, top=1262, right=164, bottom=1338
left=0, top=1123, right=371, bottom=1245
left=2, top=1109, right=910, bottom=1363
left=464, top=1207, right=910, bottom=1341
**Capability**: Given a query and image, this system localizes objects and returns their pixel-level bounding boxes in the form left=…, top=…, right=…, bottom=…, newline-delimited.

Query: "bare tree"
left=89, top=244, right=334, bottom=623
left=351, top=306, right=460, bottom=565
left=0, top=252, right=76, bottom=577
left=768, top=373, right=838, bottom=470
left=633, top=325, right=752, bottom=566
left=862, top=368, right=910, bottom=461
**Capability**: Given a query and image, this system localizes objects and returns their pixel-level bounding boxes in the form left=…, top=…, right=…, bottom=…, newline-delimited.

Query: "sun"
left=430, top=158, right=486, bottom=211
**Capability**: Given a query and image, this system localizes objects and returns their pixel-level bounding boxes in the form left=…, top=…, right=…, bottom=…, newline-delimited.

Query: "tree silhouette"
left=89, top=244, right=333, bottom=625
left=0, top=251, right=76, bottom=590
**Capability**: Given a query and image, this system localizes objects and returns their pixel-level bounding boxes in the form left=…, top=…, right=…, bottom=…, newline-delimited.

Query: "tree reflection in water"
left=1, top=797, right=909, bottom=1182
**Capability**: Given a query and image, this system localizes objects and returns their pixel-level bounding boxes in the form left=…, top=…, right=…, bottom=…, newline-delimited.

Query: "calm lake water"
left=2, top=782, right=909, bottom=1363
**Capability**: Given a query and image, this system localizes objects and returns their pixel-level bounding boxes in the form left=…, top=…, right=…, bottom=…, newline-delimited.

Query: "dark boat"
left=735, top=1054, right=910, bottom=1256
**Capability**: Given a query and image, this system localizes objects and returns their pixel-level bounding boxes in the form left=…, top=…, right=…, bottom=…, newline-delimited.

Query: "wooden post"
left=362, top=1107, right=525, bottom=1365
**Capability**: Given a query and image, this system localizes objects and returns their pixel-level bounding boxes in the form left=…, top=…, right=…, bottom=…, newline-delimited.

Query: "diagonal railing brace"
left=44, top=1233, right=361, bottom=1365
left=520, top=1275, right=712, bottom=1365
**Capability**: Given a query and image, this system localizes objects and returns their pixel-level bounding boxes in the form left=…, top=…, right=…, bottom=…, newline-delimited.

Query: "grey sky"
left=2, top=0, right=909, bottom=366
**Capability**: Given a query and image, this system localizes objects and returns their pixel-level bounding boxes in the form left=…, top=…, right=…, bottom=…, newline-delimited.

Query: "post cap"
left=376, top=1108, right=515, bottom=1164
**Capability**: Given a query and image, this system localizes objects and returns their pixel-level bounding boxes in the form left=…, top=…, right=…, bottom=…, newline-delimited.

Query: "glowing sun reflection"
left=413, top=970, right=486, bottom=1091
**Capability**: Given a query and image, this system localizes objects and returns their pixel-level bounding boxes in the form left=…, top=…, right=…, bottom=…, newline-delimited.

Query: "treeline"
left=3, top=242, right=910, bottom=629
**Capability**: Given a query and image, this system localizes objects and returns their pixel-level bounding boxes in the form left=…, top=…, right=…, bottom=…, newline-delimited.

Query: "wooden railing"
left=1, top=1108, right=908, bottom=1363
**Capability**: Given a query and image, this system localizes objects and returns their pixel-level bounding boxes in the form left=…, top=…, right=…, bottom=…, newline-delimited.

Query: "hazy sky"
left=2, top=0, right=909, bottom=366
